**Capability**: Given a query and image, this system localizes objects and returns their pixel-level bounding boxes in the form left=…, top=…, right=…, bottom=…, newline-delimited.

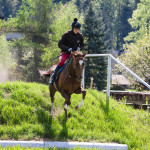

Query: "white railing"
left=82, top=54, right=150, bottom=111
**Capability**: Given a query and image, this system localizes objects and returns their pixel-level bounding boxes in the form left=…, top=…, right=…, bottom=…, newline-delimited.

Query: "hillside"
left=0, top=81, right=150, bottom=150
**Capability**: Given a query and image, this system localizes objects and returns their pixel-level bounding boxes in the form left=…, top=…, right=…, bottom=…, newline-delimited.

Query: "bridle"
left=67, top=56, right=84, bottom=82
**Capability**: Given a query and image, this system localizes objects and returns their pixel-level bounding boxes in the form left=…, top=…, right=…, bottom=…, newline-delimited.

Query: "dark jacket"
left=58, top=30, right=84, bottom=54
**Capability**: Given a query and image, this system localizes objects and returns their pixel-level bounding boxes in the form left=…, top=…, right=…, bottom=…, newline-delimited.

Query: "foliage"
left=117, top=34, right=150, bottom=89
left=1, top=0, right=142, bottom=83
left=114, top=0, right=134, bottom=50
left=2, top=0, right=82, bottom=81
left=82, top=1, right=107, bottom=90
left=11, top=39, right=45, bottom=81
left=41, top=1, right=83, bottom=68
left=2, top=0, right=54, bottom=81
left=16, top=0, right=53, bottom=35
left=0, top=81, right=150, bottom=150
left=95, top=0, right=116, bottom=51
left=125, top=0, right=150, bottom=42
left=0, top=0, right=20, bottom=18
left=76, top=0, right=139, bottom=51
left=51, top=0, right=140, bottom=52
left=119, top=0, right=150, bottom=89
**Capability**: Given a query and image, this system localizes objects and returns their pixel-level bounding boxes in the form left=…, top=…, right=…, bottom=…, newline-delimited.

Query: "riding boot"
left=49, top=65, right=61, bottom=85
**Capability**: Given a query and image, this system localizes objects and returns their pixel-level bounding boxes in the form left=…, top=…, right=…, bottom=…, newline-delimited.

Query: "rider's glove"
left=68, top=48, right=73, bottom=52
left=77, top=47, right=80, bottom=51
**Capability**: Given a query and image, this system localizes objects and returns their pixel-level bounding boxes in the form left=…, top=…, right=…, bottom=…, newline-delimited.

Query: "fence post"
left=82, top=66, right=85, bottom=89
left=106, top=55, right=111, bottom=112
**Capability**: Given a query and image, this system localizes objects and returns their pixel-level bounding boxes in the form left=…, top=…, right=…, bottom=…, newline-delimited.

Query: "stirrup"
left=49, top=65, right=60, bottom=84
left=49, top=76, right=54, bottom=84
left=49, top=74, right=54, bottom=84
left=49, top=80, right=53, bottom=85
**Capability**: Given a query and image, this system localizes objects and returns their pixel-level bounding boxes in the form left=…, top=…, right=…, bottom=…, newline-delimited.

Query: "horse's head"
left=69, top=51, right=88, bottom=81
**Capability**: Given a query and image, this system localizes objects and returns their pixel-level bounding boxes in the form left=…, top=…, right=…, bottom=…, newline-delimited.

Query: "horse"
left=41, top=51, right=88, bottom=118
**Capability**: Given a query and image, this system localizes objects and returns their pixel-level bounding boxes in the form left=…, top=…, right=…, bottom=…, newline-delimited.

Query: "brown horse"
left=46, top=51, right=88, bottom=118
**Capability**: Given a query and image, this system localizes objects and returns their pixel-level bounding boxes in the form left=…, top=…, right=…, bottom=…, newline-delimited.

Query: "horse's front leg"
left=49, top=84, right=56, bottom=116
left=74, top=87, right=86, bottom=109
left=61, top=90, right=71, bottom=118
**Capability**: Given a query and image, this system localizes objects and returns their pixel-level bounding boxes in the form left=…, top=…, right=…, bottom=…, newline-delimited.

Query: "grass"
left=0, top=81, right=150, bottom=150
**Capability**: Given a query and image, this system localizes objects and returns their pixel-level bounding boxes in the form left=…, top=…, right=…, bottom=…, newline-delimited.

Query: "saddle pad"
left=55, top=63, right=68, bottom=81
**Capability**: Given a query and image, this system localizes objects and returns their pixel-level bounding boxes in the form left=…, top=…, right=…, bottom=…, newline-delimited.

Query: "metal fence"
left=82, top=54, right=150, bottom=112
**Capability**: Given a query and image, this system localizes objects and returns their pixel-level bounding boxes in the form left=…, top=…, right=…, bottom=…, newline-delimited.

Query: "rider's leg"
left=49, top=65, right=61, bottom=84
left=50, top=52, right=70, bottom=84
left=58, top=52, right=70, bottom=67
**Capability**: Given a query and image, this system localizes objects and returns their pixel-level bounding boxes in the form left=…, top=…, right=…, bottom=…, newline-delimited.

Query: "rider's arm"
left=58, top=33, right=69, bottom=51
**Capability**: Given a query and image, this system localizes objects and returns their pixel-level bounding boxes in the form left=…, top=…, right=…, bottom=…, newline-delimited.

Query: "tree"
left=124, top=0, right=150, bottom=43
left=11, top=0, right=53, bottom=81
left=75, top=0, right=82, bottom=13
left=82, top=1, right=107, bottom=90
left=114, top=0, right=150, bottom=90
left=101, top=0, right=116, bottom=51
left=118, top=35, right=150, bottom=89
left=53, top=0, right=71, bottom=4
left=92, top=0, right=140, bottom=51
left=114, top=0, right=133, bottom=50
left=2, top=0, right=82, bottom=81
left=0, top=0, right=21, bottom=19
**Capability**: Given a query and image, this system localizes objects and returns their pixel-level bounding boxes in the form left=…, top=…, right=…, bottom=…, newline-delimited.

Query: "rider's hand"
left=77, top=47, right=80, bottom=51
left=68, top=48, right=73, bottom=52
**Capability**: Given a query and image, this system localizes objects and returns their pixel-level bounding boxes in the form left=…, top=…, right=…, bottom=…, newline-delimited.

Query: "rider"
left=50, top=18, right=84, bottom=84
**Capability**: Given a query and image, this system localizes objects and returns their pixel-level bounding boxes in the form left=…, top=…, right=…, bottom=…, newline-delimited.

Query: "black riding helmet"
left=72, top=18, right=81, bottom=30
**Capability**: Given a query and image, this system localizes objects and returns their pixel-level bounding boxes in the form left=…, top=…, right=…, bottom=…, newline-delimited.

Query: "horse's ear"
left=70, top=55, right=76, bottom=66
left=69, top=53, right=75, bottom=65
left=83, top=51, right=88, bottom=57
left=71, top=52, right=76, bottom=60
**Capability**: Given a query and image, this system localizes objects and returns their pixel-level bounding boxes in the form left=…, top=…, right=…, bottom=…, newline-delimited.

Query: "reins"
left=66, top=56, right=83, bottom=82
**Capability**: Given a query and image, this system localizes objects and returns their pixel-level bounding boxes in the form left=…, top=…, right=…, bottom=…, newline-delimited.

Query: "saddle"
left=39, top=63, right=68, bottom=80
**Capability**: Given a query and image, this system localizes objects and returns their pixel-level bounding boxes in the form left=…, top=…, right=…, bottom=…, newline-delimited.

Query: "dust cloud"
left=0, top=68, right=9, bottom=83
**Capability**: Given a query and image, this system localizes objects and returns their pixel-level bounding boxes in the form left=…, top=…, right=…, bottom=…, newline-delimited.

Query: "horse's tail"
left=39, top=64, right=57, bottom=79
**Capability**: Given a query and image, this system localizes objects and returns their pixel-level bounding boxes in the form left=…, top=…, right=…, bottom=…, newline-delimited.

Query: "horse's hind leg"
left=74, top=87, right=86, bottom=109
left=49, top=84, right=56, bottom=116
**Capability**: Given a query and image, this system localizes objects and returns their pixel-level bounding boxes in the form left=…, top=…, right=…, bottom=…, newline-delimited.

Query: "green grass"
left=0, top=81, right=150, bottom=150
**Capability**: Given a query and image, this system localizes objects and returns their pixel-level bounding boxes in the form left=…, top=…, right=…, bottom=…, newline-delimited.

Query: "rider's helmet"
left=72, top=18, right=81, bottom=30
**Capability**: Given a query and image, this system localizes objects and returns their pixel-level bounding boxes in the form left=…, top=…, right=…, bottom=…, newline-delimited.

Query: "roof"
left=112, top=75, right=130, bottom=85
left=6, top=32, right=24, bottom=41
